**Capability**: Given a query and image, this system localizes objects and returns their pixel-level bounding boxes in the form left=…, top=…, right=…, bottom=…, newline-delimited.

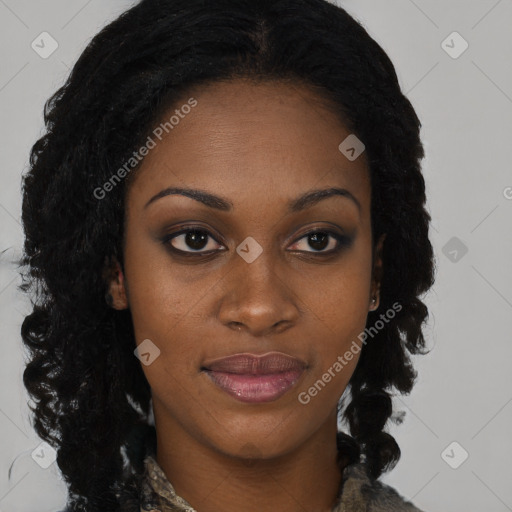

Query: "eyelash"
left=161, top=227, right=352, bottom=257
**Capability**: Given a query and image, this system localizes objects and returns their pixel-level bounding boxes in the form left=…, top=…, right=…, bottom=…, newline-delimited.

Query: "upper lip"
left=202, top=351, right=307, bottom=375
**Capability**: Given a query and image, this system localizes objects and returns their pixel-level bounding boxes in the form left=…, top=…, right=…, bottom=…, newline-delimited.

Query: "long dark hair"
left=19, top=0, right=435, bottom=510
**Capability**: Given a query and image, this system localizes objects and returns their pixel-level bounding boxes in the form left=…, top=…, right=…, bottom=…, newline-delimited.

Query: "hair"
left=18, top=0, right=435, bottom=510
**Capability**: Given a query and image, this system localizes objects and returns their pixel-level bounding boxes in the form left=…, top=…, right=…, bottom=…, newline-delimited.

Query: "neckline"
left=140, top=453, right=369, bottom=512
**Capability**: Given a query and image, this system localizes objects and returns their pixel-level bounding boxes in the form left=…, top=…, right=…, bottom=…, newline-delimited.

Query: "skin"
left=108, top=78, right=384, bottom=512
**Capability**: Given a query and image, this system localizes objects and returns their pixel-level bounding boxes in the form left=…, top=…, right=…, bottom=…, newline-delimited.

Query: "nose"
left=218, top=249, right=300, bottom=337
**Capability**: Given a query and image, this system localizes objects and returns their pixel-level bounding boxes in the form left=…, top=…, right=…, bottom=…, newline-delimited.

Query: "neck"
left=153, top=406, right=348, bottom=512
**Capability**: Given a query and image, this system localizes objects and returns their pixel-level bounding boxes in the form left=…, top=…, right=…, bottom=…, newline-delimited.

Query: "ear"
left=104, top=256, right=129, bottom=310
left=369, top=234, right=386, bottom=311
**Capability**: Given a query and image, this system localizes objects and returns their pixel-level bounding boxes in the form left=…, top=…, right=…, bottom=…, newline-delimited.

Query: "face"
left=108, top=78, right=384, bottom=460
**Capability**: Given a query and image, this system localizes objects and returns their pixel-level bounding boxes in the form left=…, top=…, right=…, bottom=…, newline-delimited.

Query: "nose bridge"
left=235, top=242, right=286, bottom=305
left=219, top=240, right=298, bottom=334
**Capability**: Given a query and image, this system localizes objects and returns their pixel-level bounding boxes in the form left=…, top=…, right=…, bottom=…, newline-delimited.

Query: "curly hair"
left=18, top=0, right=435, bottom=510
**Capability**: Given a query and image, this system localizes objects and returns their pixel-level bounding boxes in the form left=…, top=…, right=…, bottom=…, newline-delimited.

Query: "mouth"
left=201, top=352, right=307, bottom=403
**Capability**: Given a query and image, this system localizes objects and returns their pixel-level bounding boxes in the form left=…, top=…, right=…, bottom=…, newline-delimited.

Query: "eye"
left=163, top=228, right=223, bottom=254
left=288, top=229, right=352, bottom=254
left=162, top=227, right=352, bottom=257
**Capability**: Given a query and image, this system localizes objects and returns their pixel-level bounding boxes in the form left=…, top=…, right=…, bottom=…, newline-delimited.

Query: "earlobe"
left=104, top=257, right=129, bottom=310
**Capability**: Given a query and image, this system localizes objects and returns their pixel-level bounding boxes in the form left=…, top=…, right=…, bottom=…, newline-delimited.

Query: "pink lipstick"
left=202, top=352, right=306, bottom=403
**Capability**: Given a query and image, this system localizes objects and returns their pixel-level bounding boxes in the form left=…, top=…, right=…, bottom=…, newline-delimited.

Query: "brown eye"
left=288, top=230, right=352, bottom=254
left=306, top=232, right=330, bottom=251
left=163, top=229, right=223, bottom=254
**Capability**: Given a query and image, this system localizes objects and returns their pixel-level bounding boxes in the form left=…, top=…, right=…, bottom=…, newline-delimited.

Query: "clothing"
left=138, top=454, right=425, bottom=512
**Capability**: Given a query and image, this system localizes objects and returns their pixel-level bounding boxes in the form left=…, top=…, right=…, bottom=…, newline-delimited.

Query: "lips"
left=201, top=352, right=307, bottom=403
left=202, top=352, right=306, bottom=374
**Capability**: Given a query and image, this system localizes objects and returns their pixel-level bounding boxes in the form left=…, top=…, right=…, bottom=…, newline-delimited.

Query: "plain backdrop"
left=0, top=1, right=511, bottom=511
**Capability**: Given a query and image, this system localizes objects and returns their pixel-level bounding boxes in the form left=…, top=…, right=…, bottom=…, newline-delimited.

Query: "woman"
left=19, top=0, right=435, bottom=511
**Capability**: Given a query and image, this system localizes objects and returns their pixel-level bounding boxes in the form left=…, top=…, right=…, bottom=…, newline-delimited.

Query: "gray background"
left=1, top=1, right=511, bottom=511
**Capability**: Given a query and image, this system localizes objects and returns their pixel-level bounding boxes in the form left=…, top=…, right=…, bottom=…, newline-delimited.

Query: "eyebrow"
left=144, top=186, right=361, bottom=214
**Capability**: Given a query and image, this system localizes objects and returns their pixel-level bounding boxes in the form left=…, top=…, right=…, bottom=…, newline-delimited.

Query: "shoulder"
left=334, top=462, right=425, bottom=512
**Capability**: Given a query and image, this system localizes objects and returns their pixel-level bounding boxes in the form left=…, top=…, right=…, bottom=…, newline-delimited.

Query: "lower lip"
left=204, top=369, right=305, bottom=403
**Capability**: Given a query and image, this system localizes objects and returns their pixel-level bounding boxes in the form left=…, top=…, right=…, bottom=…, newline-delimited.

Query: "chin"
left=204, top=418, right=308, bottom=462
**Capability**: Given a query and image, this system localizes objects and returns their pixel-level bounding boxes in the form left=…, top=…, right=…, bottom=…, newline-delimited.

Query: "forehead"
left=127, top=79, right=371, bottom=215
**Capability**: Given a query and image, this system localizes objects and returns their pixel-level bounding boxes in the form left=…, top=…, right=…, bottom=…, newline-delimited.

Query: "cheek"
left=293, top=250, right=373, bottom=340
left=292, top=248, right=372, bottom=390
left=122, top=223, right=188, bottom=338
left=307, top=273, right=369, bottom=333
left=295, top=273, right=368, bottom=410
left=122, top=230, right=216, bottom=389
